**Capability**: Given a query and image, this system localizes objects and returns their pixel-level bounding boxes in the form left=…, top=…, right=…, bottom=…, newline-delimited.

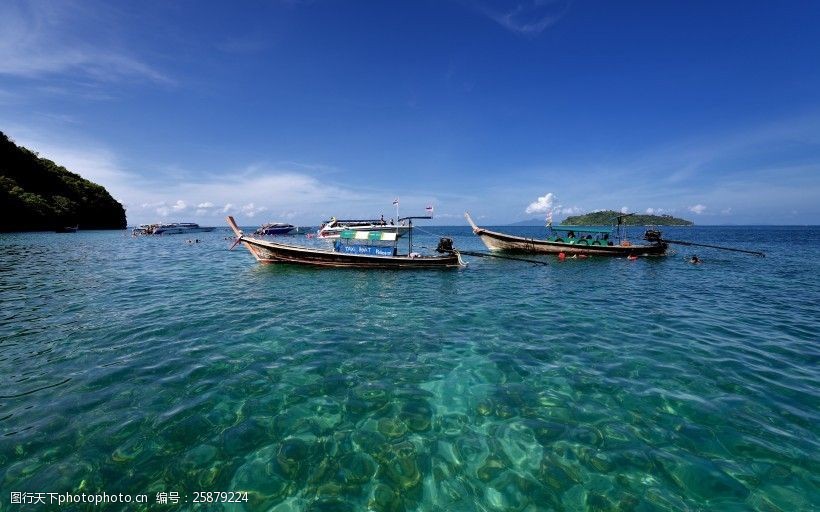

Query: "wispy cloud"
left=480, top=111, right=820, bottom=223
left=471, top=0, right=573, bottom=35
left=2, top=123, right=453, bottom=225
left=215, top=35, right=269, bottom=55
left=0, top=0, right=172, bottom=85
left=4, top=123, right=137, bottom=200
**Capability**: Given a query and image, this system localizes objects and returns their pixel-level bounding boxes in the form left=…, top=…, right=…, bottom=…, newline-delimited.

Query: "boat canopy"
left=551, top=226, right=613, bottom=234
left=324, top=218, right=386, bottom=224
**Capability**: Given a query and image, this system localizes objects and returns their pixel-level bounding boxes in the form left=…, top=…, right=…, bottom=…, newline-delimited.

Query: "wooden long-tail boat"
left=227, top=216, right=464, bottom=269
left=464, top=212, right=668, bottom=257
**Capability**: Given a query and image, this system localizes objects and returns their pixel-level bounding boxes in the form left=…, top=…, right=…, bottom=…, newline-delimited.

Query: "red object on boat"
left=628, top=255, right=638, bottom=261
left=558, top=252, right=566, bottom=261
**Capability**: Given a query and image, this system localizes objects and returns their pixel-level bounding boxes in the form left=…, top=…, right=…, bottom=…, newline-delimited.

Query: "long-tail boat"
left=227, top=216, right=464, bottom=269
left=464, top=212, right=668, bottom=257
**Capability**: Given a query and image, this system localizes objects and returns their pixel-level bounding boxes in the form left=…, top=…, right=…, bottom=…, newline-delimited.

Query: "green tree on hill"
left=561, top=210, right=693, bottom=226
left=0, top=131, right=126, bottom=232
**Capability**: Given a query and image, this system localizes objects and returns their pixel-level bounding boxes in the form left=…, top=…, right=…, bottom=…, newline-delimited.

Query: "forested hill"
left=0, top=131, right=126, bottom=232
left=561, top=210, right=693, bottom=226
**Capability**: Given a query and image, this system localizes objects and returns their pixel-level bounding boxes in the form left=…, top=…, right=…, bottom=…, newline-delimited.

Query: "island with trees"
left=0, top=131, right=126, bottom=232
left=561, top=210, right=693, bottom=226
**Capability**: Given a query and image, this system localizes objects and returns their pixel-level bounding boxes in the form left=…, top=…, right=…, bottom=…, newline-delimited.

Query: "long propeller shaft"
left=662, top=239, right=765, bottom=257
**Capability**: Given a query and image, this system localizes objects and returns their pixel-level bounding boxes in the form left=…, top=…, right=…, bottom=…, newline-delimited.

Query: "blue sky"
left=1, top=0, right=819, bottom=225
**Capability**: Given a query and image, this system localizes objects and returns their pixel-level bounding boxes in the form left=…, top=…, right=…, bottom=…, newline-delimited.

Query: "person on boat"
left=567, top=230, right=575, bottom=239
left=380, top=214, right=385, bottom=225
left=689, top=255, right=701, bottom=264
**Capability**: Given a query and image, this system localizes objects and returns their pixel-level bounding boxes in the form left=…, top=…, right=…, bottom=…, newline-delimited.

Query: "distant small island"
left=562, top=210, right=693, bottom=226
left=0, top=131, right=126, bottom=232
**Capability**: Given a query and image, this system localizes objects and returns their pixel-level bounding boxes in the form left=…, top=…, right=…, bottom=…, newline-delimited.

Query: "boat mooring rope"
left=413, top=225, right=549, bottom=266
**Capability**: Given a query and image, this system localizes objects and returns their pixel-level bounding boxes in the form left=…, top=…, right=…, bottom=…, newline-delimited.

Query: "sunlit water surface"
left=1, top=226, right=818, bottom=511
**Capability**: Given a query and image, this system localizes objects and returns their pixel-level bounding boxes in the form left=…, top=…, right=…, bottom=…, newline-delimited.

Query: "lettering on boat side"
left=335, top=244, right=394, bottom=256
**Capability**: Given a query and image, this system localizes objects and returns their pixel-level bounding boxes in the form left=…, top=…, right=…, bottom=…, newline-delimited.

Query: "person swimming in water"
left=689, top=255, right=701, bottom=264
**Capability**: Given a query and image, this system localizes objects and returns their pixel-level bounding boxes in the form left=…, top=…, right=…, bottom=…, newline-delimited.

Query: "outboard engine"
left=436, top=237, right=455, bottom=253
left=644, top=229, right=663, bottom=243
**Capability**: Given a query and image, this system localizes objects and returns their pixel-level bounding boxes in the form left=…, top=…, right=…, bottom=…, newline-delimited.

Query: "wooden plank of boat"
left=227, top=216, right=463, bottom=269
left=464, top=212, right=667, bottom=257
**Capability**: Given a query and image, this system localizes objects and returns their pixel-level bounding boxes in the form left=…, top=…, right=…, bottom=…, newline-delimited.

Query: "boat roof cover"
left=551, top=226, right=613, bottom=234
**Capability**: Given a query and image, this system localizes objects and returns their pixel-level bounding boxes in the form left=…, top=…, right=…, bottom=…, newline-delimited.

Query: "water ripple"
left=0, top=227, right=818, bottom=510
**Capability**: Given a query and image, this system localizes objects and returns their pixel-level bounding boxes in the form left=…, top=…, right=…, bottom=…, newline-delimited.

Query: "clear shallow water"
left=0, top=226, right=818, bottom=511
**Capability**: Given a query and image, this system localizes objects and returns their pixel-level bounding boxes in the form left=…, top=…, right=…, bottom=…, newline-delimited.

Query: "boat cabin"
left=547, top=226, right=615, bottom=246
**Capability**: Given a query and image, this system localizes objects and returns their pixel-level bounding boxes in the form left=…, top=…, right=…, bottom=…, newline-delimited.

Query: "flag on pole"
left=392, top=198, right=399, bottom=206
left=425, top=205, right=433, bottom=213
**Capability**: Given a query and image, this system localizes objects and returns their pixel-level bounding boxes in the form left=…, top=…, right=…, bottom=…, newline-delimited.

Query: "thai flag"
left=392, top=198, right=399, bottom=205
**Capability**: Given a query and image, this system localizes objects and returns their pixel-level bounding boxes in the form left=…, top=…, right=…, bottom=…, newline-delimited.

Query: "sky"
left=1, top=0, right=819, bottom=225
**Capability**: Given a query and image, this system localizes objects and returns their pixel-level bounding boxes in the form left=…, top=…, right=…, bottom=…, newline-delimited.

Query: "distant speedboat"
left=254, top=222, right=295, bottom=235
left=132, top=222, right=215, bottom=235
left=317, top=217, right=410, bottom=239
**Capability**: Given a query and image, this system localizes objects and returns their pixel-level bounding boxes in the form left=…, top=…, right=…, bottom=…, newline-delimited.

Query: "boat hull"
left=242, top=238, right=461, bottom=268
left=475, top=231, right=666, bottom=256
left=255, top=227, right=295, bottom=235
left=227, top=217, right=461, bottom=269
left=153, top=226, right=215, bottom=235
left=465, top=214, right=667, bottom=257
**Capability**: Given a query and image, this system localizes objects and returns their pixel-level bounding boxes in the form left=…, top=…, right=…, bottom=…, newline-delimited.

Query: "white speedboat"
left=254, top=222, right=295, bottom=235
left=133, top=222, right=215, bottom=235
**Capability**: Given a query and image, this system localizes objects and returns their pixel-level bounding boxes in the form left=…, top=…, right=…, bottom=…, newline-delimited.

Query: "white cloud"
left=195, top=202, right=216, bottom=216
left=222, top=203, right=235, bottom=213
left=241, top=203, right=268, bottom=218
left=151, top=200, right=186, bottom=217
left=721, top=207, right=732, bottom=215
left=620, top=206, right=629, bottom=214
left=0, top=1, right=172, bottom=85
left=559, top=206, right=582, bottom=215
left=688, top=204, right=707, bottom=215
left=4, top=125, right=138, bottom=209
left=525, top=192, right=557, bottom=214
left=475, top=0, right=572, bottom=35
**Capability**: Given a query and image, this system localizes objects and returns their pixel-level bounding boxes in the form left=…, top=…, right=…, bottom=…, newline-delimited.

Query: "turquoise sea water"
left=1, top=226, right=818, bottom=511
